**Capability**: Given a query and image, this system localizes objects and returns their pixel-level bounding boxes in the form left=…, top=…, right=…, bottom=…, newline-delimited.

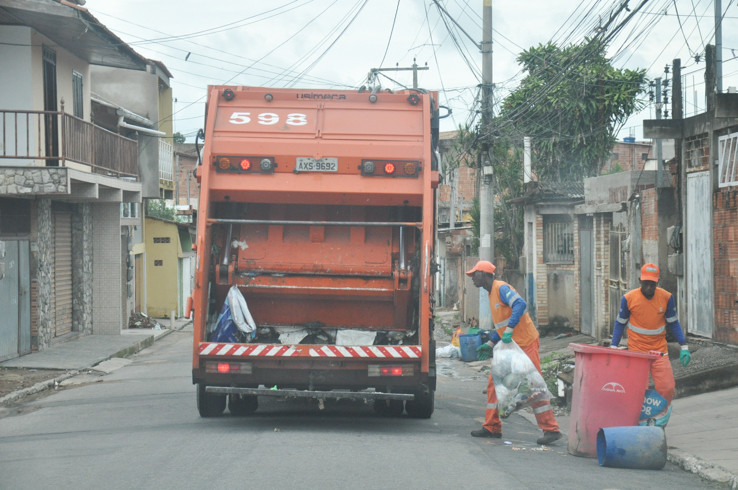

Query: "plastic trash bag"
left=209, top=286, right=257, bottom=342
left=491, top=340, right=551, bottom=418
left=436, top=344, right=461, bottom=358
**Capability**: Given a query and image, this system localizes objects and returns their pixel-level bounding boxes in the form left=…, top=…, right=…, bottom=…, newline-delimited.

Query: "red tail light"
left=361, top=159, right=420, bottom=178
left=215, top=155, right=275, bottom=174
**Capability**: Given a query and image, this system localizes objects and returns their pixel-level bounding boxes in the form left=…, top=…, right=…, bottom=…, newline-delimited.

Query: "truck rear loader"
left=190, top=86, right=440, bottom=418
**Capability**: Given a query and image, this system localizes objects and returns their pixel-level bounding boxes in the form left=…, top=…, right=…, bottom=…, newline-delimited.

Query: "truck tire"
left=405, top=389, right=434, bottom=418
left=373, top=399, right=405, bottom=417
left=228, top=394, right=258, bottom=416
left=197, top=383, right=226, bottom=417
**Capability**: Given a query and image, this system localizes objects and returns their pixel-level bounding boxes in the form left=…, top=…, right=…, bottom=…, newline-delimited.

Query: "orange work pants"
left=483, top=338, right=559, bottom=434
left=650, top=354, right=676, bottom=403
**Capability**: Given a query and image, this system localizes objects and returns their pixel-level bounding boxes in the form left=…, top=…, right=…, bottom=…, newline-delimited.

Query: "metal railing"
left=0, top=109, right=138, bottom=179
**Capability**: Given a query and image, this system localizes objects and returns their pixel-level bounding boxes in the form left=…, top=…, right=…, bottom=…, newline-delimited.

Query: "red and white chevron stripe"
left=199, top=342, right=421, bottom=359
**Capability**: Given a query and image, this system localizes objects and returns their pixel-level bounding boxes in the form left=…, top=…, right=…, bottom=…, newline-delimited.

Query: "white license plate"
left=295, top=157, right=338, bottom=173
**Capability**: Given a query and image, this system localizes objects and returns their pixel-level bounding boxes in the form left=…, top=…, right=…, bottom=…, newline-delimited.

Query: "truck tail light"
left=361, top=159, right=419, bottom=177
left=368, top=364, right=414, bottom=376
left=215, top=155, right=275, bottom=174
left=205, top=361, right=252, bottom=374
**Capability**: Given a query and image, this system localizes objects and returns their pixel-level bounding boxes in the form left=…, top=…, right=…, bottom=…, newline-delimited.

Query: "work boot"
left=536, top=431, right=562, bottom=445
left=471, top=428, right=502, bottom=438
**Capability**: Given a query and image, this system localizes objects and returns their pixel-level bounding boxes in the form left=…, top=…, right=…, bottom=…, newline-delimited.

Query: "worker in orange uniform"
left=466, top=260, right=562, bottom=445
left=610, top=263, right=690, bottom=425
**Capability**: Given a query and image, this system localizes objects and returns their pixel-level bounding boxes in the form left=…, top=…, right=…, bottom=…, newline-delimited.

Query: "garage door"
left=54, top=212, right=73, bottom=337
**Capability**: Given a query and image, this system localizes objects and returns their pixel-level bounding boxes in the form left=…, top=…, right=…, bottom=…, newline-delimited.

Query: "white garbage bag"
left=491, top=340, right=551, bottom=418
left=227, top=286, right=256, bottom=334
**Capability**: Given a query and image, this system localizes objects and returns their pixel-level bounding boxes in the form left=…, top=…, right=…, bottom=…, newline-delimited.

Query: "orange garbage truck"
left=190, top=86, right=440, bottom=418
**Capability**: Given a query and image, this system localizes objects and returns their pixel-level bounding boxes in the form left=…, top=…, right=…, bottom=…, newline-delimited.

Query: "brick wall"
left=713, top=188, right=738, bottom=344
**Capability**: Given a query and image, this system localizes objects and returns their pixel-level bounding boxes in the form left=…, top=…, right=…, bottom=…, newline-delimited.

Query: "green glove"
left=476, top=343, right=492, bottom=361
left=680, top=346, right=691, bottom=366
left=501, top=328, right=513, bottom=344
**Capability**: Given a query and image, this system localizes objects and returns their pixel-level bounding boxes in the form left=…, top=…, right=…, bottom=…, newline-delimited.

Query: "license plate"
left=295, top=157, right=338, bottom=173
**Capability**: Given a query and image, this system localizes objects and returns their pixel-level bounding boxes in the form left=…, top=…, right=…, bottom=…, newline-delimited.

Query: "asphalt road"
left=0, top=328, right=720, bottom=489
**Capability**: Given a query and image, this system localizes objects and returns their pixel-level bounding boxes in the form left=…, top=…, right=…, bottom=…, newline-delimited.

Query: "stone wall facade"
left=0, top=168, right=67, bottom=195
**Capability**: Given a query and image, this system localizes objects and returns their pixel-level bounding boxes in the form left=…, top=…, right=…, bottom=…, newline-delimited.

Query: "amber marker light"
left=218, top=157, right=231, bottom=170
left=404, top=162, right=417, bottom=175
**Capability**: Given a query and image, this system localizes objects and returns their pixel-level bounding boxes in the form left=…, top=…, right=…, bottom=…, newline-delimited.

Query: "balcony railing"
left=0, top=109, right=138, bottom=179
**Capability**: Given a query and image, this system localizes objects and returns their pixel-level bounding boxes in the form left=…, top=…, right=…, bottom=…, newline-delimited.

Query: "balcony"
left=0, top=110, right=141, bottom=203
left=1, top=109, right=138, bottom=179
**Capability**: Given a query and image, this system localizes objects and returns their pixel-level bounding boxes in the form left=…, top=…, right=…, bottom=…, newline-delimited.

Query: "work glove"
left=501, top=327, right=513, bottom=344
left=476, top=343, right=493, bottom=361
left=680, top=346, right=691, bottom=366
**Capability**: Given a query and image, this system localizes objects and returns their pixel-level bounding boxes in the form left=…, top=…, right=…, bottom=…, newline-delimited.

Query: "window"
left=72, top=71, right=83, bottom=118
left=718, top=131, right=738, bottom=187
left=543, top=215, right=574, bottom=263
left=0, top=199, right=31, bottom=237
left=121, top=202, right=139, bottom=219
left=154, top=260, right=163, bottom=266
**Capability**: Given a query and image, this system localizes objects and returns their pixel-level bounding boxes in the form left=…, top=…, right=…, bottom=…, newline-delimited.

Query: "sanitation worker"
left=466, top=260, right=562, bottom=445
left=610, top=263, right=690, bottom=425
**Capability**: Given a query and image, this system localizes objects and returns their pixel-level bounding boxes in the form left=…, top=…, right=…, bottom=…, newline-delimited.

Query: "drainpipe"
left=117, top=116, right=165, bottom=137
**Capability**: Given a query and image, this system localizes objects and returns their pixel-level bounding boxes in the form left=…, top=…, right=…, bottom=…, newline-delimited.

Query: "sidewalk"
left=0, top=317, right=190, bottom=405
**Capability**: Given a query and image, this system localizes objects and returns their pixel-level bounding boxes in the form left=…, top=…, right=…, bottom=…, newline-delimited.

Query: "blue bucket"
left=597, top=426, right=667, bottom=470
left=458, top=334, right=481, bottom=362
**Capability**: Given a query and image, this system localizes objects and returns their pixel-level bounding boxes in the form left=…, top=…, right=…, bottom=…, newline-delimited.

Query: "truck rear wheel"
left=229, top=394, right=258, bottom=416
left=373, top=399, right=405, bottom=417
left=197, top=383, right=226, bottom=417
left=405, top=389, right=434, bottom=418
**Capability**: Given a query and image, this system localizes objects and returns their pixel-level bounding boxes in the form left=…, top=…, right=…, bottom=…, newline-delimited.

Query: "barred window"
left=718, top=131, right=738, bottom=187
left=543, top=215, right=574, bottom=263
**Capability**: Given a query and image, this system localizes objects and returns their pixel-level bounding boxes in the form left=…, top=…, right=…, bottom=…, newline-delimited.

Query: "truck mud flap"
left=206, top=386, right=414, bottom=401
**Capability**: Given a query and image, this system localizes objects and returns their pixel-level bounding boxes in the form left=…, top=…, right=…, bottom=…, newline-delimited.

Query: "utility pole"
left=478, top=0, right=494, bottom=329
left=369, top=60, right=429, bottom=90
left=715, top=0, right=723, bottom=92
left=655, top=78, right=664, bottom=188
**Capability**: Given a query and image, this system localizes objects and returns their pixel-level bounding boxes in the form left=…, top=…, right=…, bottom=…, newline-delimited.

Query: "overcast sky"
left=86, top=0, right=738, bottom=142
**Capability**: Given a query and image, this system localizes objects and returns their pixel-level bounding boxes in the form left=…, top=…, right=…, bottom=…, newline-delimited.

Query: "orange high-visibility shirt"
left=489, top=281, right=538, bottom=348
left=622, top=287, right=672, bottom=353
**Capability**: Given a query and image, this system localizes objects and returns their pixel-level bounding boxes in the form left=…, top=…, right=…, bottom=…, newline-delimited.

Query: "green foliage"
left=146, top=199, right=177, bottom=221
left=173, top=132, right=186, bottom=144
left=499, top=40, right=647, bottom=181
left=603, top=162, right=625, bottom=175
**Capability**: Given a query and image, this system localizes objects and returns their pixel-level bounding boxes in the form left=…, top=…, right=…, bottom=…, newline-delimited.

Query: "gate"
left=579, top=216, right=593, bottom=336
left=0, top=241, right=31, bottom=360
left=608, top=215, right=628, bottom=333
left=686, top=172, right=713, bottom=337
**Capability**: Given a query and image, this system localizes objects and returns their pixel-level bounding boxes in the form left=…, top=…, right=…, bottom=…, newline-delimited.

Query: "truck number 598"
left=228, top=112, right=308, bottom=126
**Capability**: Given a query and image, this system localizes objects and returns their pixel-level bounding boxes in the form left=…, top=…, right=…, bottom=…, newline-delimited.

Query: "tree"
left=146, top=199, right=177, bottom=221
left=498, top=40, right=647, bottom=181
left=173, top=132, right=186, bottom=144
left=453, top=39, right=647, bottom=268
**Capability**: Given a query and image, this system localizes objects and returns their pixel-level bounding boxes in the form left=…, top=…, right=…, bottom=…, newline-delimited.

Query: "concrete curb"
left=0, top=370, right=80, bottom=405
left=667, top=449, right=738, bottom=489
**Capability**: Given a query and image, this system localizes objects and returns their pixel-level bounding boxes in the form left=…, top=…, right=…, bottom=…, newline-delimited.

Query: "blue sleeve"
left=611, top=296, right=630, bottom=346
left=490, top=331, right=501, bottom=343
left=665, top=295, right=686, bottom=345
left=499, top=284, right=526, bottom=328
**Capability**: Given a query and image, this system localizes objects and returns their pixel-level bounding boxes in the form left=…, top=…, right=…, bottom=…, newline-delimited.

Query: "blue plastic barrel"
left=597, top=426, right=667, bottom=469
left=458, top=334, right=481, bottom=362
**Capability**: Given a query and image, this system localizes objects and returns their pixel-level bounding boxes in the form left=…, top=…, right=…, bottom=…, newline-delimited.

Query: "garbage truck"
left=189, top=85, right=440, bottom=418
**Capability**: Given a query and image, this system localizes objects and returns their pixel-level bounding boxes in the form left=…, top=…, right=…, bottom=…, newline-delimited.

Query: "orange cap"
left=466, top=260, right=497, bottom=276
left=640, top=263, right=660, bottom=282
